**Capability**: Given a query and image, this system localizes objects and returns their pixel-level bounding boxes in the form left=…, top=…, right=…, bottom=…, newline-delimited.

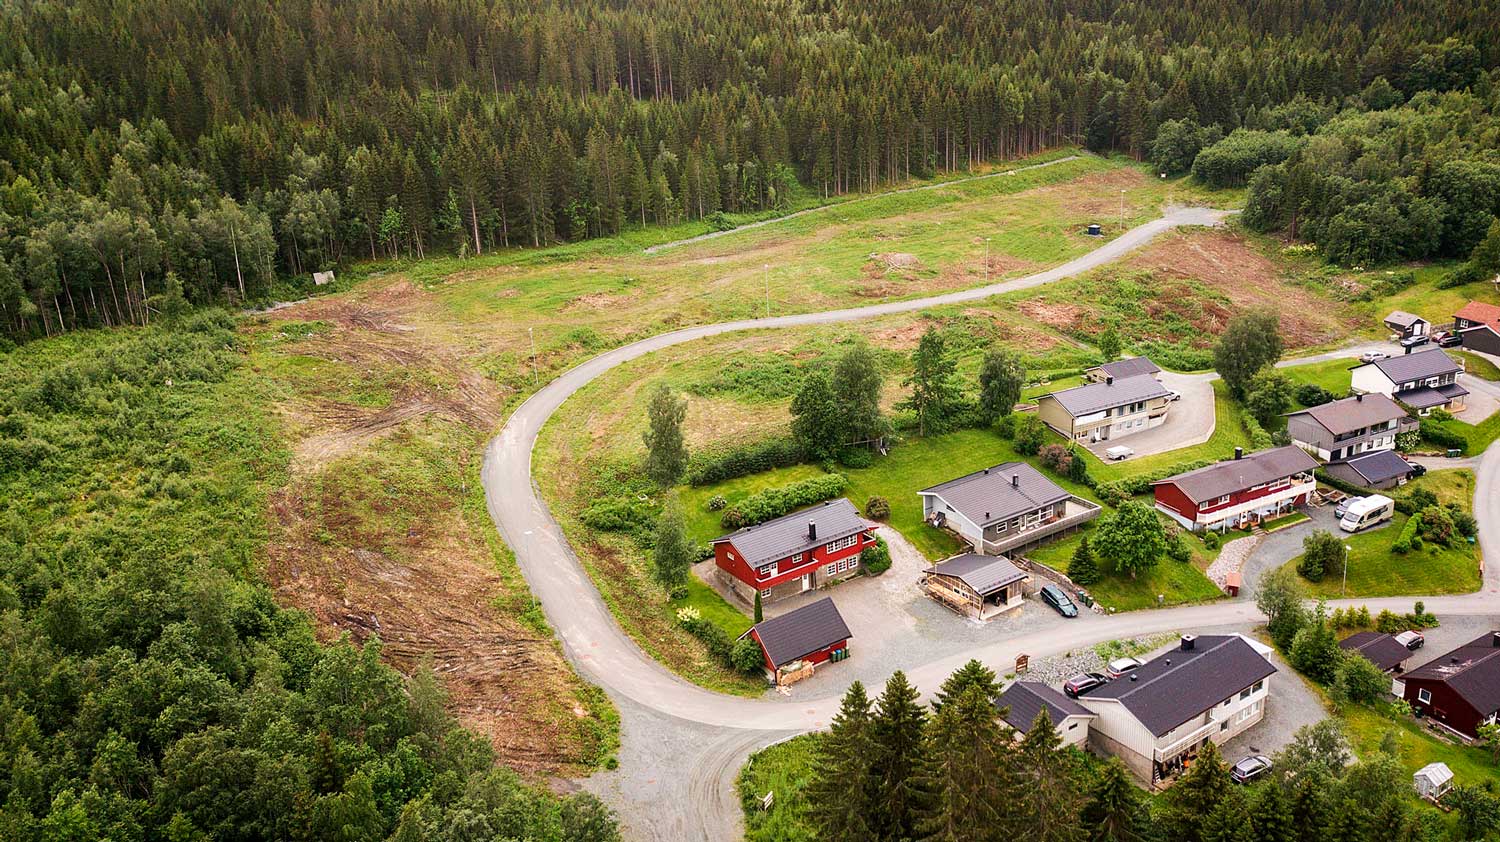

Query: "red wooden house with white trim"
left=712, top=498, right=875, bottom=605
left=1152, top=446, right=1317, bottom=533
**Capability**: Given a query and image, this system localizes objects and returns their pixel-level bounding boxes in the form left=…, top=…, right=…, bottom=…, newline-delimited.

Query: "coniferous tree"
left=1163, top=740, right=1231, bottom=842
left=916, top=684, right=1013, bottom=842
left=1068, top=537, right=1100, bottom=585
left=808, top=681, right=877, bottom=841
left=1249, top=781, right=1296, bottom=842
left=1081, top=759, right=1154, bottom=842
left=870, top=671, right=930, bottom=841
left=931, top=659, right=999, bottom=710
left=1015, top=709, right=1084, bottom=842
left=1201, top=787, right=1254, bottom=842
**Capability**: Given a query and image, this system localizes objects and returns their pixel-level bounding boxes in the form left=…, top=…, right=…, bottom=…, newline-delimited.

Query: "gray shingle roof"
left=1152, top=446, right=1318, bottom=505
left=1338, top=631, right=1410, bottom=672
left=923, top=553, right=1028, bottom=597
left=1362, top=348, right=1462, bottom=384
left=1404, top=632, right=1500, bottom=716
left=1090, top=357, right=1162, bottom=380
left=995, top=682, right=1094, bottom=733
left=1398, top=382, right=1469, bottom=410
left=712, top=498, right=868, bottom=568
left=1384, top=311, right=1427, bottom=329
left=1042, top=373, right=1171, bottom=417
left=919, top=462, right=1070, bottom=528
left=1085, top=635, right=1277, bottom=736
left=743, top=597, right=851, bottom=667
left=1286, top=393, right=1408, bottom=436
left=1335, top=450, right=1415, bottom=485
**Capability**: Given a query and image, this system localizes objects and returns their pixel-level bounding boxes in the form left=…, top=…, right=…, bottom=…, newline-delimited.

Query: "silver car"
left=1336, top=496, right=1366, bottom=519
left=1231, top=754, right=1273, bottom=784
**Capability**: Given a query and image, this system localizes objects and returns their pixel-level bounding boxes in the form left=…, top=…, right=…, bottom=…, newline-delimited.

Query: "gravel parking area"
left=1084, top=371, right=1216, bottom=461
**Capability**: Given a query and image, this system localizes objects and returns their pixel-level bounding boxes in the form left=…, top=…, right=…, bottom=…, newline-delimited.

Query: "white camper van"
left=1339, top=494, right=1394, bottom=533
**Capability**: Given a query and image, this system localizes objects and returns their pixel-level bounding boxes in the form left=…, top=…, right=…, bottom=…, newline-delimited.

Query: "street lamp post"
left=1342, top=543, right=1351, bottom=597
left=1119, top=189, right=1126, bottom=230
left=529, top=327, right=537, bottom=386
left=764, top=263, right=770, bottom=319
left=984, top=237, right=991, bottom=282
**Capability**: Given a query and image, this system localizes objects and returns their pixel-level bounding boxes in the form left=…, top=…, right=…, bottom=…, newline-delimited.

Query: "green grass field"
left=1433, top=409, right=1500, bottom=455
left=1343, top=704, right=1500, bottom=786
left=1453, top=349, right=1500, bottom=381
left=737, top=735, right=821, bottom=842
left=1024, top=527, right=1228, bottom=612
left=671, top=573, right=754, bottom=639
left=1284, top=357, right=1359, bottom=404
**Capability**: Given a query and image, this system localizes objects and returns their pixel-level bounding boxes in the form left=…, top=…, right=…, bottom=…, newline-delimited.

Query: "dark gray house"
left=1284, top=393, right=1415, bottom=462
left=1338, top=631, right=1413, bottom=674
left=1323, top=449, right=1418, bottom=490
left=918, top=462, right=1100, bottom=555
left=1383, top=311, right=1429, bottom=340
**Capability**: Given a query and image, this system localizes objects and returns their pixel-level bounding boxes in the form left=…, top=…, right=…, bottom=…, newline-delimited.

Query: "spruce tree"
left=1288, top=768, right=1332, bottom=839
left=753, top=591, right=763, bottom=624
left=1069, top=536, right=1100, bottom=586
left=915, top=684, right=1011, bottom=842
left=1163, top=740, right=1231, bottom=842
left=1200, top=787, right=1254, bottom=842
left=1015, top=709, right=1084, bottom=842
left=643, top=382, right=687, bottom=486
left=1249, top=781, right=1296, bottom=842
left=931, top=659, right=999, bottom=711
left=808, top=682, right=876, bottom=841
left=1081, top=759, right=1153, bottom=842
left=870, top=671, right=929, bottom=841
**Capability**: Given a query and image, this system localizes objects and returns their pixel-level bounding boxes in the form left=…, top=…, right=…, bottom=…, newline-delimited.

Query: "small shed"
left=1324, top=450, right=1417, bottom=491
left=1086, top=223, right=1103, bottom=237
left=739, top=597, right=852, bottom=685
left=1223, top=570, right=1242, bottom=597
left=1384, top=310, right=1428, bottom=339
left=920, top=553, right=1030, bottom=620
left=1414, top=762, right=1454, bottom=801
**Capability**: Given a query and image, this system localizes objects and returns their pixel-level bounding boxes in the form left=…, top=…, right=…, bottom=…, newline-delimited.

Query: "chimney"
left=1356, top=393, right=1363, bottom=402
left=1180, top=634, right=1197, bottom=651
left=1012, top=473, right=1020, bottom=488
left=1106, top=374, right=1115, bottom=386
left=985, top=512, right=990, bottom=521
left=1492, top=632, right=1500, bottom=648
left=1234, top=447, right=1243, bottom=460
left=808, top=521, right=817, bottom=541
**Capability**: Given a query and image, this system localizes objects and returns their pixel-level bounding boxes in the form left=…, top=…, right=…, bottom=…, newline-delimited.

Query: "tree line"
left=4, top=0, right=1500, bottom=340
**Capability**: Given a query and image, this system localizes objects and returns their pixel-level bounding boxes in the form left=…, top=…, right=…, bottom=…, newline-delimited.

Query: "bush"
left=1013, top=414, right=1046, bottom=456
left=1038, top=443, right=1072, bottom=473
left=685, top=439, right=807, bottom=486
left=860, top=537, right=893, bottom=576
left=1375, top=609, right=1409, bottom=634
left=1419, top=419, right=1467, bottom=453
left=1336, top=653, right=1391, bottom=705
left=1396, top=487, right=1438, bottom=515
left=837, top=447, right=873, bottom=469
left=864, top=496, right=890, bottom=520
left=1299, top=530, right=1344, bottom=582
left=1417, top=505, right=1457, bottom=547
left=1243, top=415, right=1274, bottom=450
left=580, top=497, right=657, bottom=533
left=1166, top=533, right=1193, bottom=562
left=720, top=474, right=849, bottom=529
left=1395, top=430, right=1421, bottom=451
left=1455, top=510, right=1479, bottom=539
left=1202, top=531, right=1221, bottom=550
left=706, top=494, right=727, bottom=511
left=1295, top=383, right=1333, bottom=407
left=1094, top=458, right=1217, bottom=506
left=995, top=413, right=1018, bottom=440
left=1066, top=447, right=1091, bottom=485
left=731, top=638, right=766, bottom=674
left=1392, top=514, right=1422, bottom=555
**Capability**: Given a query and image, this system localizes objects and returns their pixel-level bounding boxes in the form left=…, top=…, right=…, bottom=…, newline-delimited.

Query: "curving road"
left=480, top=205, right=1500, bottom=838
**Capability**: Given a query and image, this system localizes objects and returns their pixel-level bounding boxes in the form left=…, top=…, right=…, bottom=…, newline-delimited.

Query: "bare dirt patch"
left=1018, top=300, right=1088, bottom=332
left=871, top=252, right=922, bottom=271
left=562, top=289, right=638, bottom=313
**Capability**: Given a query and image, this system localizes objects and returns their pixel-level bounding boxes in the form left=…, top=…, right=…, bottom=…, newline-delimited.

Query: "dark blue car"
left=1040, top=584, right=1078, bottom=618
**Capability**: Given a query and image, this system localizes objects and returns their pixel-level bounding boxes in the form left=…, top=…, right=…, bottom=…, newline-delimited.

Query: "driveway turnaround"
left=480, top=206, right=1500, bottom=840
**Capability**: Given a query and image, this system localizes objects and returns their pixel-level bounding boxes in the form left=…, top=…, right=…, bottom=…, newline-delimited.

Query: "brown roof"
left=1338, top=631, right=1410, bottom=672
left=1285, top=393, right=1407, bottom=436
left=1151, top=446, right=1317, bottom=505
left=1405, top=633, right=1500, bottom=717
left=1456, top=300, right=1500, bottom=329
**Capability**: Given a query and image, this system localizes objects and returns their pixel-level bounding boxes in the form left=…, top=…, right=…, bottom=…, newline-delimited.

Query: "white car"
left=1105, top=656, right=1144, bottom=679
left=1335, top=496, right=1366, bottom=519
left=1104, top=445, right=1134, bottom=461
left=1395, top=630, right=1425, bottom=650
left=1359, top=351, right=1390, bottom=363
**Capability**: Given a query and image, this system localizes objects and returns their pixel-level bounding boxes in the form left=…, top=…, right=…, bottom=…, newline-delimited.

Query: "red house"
left=1399, top=632, right=1500, bottom=739
left=1152, top=446, right=1318, bottom=533
left=712, top=498, right=875, bottom=605
left=739, top=597, right=852, bottom=683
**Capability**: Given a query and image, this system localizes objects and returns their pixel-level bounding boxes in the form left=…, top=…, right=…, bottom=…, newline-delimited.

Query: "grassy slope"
left=1286, top=470, right=1480, bottom=599
left=736, top=735, right=820, bottom=842
left=1026, top=527, right=1230, bottom=612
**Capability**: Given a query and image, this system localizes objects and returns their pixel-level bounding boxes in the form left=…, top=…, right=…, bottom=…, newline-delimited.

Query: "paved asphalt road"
left=480, top=207, right=1500, bottom=839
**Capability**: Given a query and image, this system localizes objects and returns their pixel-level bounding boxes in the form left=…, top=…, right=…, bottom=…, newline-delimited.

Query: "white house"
left=994, top=682, right=1096, bottom=748
left=1350, top=348, right=1468, bottom=415
left=1077, top=635, right=1276, bottom=787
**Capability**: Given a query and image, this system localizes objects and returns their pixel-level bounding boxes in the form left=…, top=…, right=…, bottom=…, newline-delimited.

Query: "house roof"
left=1357, top=348, right=1462, bottom=384
left=1398, top=382, right=1469, bottom=410
left=1085, top=635, right=1277, bottom=737
left=923, top=553, right=1028, bottom=597
left=1404, top=632, right=1500, bottom=716
left=711, top=498, right=868, bottom=567
left=1338, top=631, right=1411, bottom=672
left=1090, top=357, right=1162, bottom=380
left=1285, top=393, right=1408, bottom=437
left=1384, top=310, right=1428, bottom=329
left=1151, top=446, right=1318, bottom=505
left=995, top=682, right=1094, bottom=733
left=918, top=462, right=1070, bottom=528
left=1333, top=450, right=1415, bottom=486
left=743, top=597, right=852, bottom=668
left=1456, top=300, right=1500, bottom=330
left=1042, top=374, right=1172, bottom=417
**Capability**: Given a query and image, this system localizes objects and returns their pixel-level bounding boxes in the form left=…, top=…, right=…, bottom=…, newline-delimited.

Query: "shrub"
left=1202, top=531, right=1221, bottom=550
left=1419, top=419, right=1467, bottom=453
left=1013, top=414, right=1046, bottom=456
left=860, top=537, right=892, bottom=576
left=1396, top=487, right=1438, bottom=515
left=580, top=497, right=656, bottom=533
left=1392, top=514, right=1422, bottom=554
left=1066, top=447, right=1091, bottom=485
left=731, top=638, right=766, bottom=674
left=1336, top=653, right=1391, bottom=705
left=1295, top=383, right=1333, bottom=407
left=685, top=439, right=807, bottom=486
left=1356, top=605, right=1373, bottom=628
left=837, top=447, right=873, bottom=469
left=1395, top=430, right=1421, bottom=451
left=995, top=413, right=1018, bottom=440
left=1299, top=530, right=1344, bottom=582
left=706, top=494, right=727, bottom=511
left=864, top=496, right=891, bottom=520
left=1455, top=511, right=1479, bottom=539
left=1166, top=533, right=1193, bottom=562
left=1417, top=505, right=1456, bottom=546
left=719, top=474, right=849, bottom=529
left=1038, top=443, right=1072, bottom=473
left=1243, top=415, right=1274, bottom=450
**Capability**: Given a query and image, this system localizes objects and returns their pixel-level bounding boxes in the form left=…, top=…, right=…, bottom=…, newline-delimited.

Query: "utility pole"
left=529, top=327, right=538, bottom=386
left=1119, top=189, right=1126, bottom=231
left=764, top=263, right=770, bottom=318
left=984, top=237, right=992, bottom=282
left=1342, top=543, right=1351, bottom=597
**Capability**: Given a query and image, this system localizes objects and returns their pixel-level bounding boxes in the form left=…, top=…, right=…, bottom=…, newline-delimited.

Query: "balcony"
left=981, top=497, right=1102, bottom=555
left=1155, top=716, right=1219, bottom=762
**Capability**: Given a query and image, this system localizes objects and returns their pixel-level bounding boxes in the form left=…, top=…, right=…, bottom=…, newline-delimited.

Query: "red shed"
left=739, top=597, right=852, bottom=683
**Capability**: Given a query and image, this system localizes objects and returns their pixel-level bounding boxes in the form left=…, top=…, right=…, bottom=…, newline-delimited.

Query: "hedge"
left=686, top=438, right=807, bottom=486
left=720, top=474, right=849, bottom=529
left=1418, top=419, right=1467, bottom=453
left=1094, top=458, right=1215, bottom=506
left=1392, top=514, right=1423, bottom=555
left=580, top=497, right=657, bottom=533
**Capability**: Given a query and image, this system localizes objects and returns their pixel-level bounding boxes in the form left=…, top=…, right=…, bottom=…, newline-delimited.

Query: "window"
left=1216, top=495, right=1231, bottom=506
left=826, top=563, right=837, bottom=575
left=1220, top=722, right=1228, bottom=732
left=759, top=588, right=771, bottom=598
left=757, top=564, right=775, bottom=580
left=1067, top=722, right=1078, bottom=730
left=1239, top=686, right=1253, bottom=700
left=1253, top=681, right=1263, bottom=693
left=848, top=556, right=859, bottom=568
left=826, top=535, right=858, bottom=553
left=1417, top=688, right=1432, bottom=705
left=790, top=553, right=803, bottom=563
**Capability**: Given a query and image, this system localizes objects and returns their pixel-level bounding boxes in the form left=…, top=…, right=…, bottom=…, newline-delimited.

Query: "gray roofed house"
left=1363, top=348, right=1463, bottom=383
left=1084, top=635, right=1277, bottom=737
left=1086, top=356, right=1162, bottom=383
left=920, top=553, right=1030, bottom=619
left=1287, top=393, right=1408, bottom=437
left=1152, top=446, right=1318, bottom=506
left=1338, top=631, right=1412, bottom=673
left=1036, top=373, right=1174, bottom=445
left=1324, top=449, right=1416, bottom=490
left=1351, top=348, right=1468, bottom=415
left=740, top=596, right=852, bottom=671
left=1284, top=393, right=1415, bottom=463
left=1384, top=311, right=1428, bottom=337
left=712, top=498, right=868, bottom=568
left=995, top=682, right=1096, bottom=745
left=918, top=462, right=1099, bottom=556
left=1043, top=374, right=1172, bottom=417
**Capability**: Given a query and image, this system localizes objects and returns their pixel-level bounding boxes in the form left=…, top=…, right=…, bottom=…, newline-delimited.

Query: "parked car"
left=1063, top=672, right=1109, bottom=698
left=1231, top=754, right=1274, bottom=784
left=1410, top=461, right=1428, bottom=478
left=1040, top=584, right=1079, bottom=618
left=1105, top=656, right=1144, bottom=679
left=1400, top=334, right=1430, bottom=349
left=1395, top=630, right=1425, bottom=650
left=1434, top=331, right=1463, bottom=348
left=1360, top=351, right=1390, bottom=363
left=1335, top=495, right=1366, bottom=519
left=1166, top=389, right=1182, bottom=402
left=1340, top=494, right=1395, bottom=533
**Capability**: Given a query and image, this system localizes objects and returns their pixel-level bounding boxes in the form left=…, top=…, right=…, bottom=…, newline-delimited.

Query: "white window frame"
left=1417, top=688, right=1432, bottom=705
left=757, top=564, right=775, bottom=580
left=826, top=534, right=858, bottom=553
left=759, top=587, right=772, bottom=598
left=826, top=563, right=837, bottom=575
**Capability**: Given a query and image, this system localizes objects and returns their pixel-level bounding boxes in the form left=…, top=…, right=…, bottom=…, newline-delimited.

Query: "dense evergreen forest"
left=3, top=0, right=1500, bottom=340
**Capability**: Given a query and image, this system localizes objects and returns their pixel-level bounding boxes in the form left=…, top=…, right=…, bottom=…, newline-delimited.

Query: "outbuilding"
left=1323, top=450, right=1418, bottom=490
left=1337, top=631, right=1412, bottom=674
left=920, top=553, right=1031, bottom=620
left=1414, top=762, right=1454, bottom=801
left=739, top=597, right=852, bottom=685
left=1384, top=311, right=1429, bottom=340
left=995, top=681, right=1096, bottom=747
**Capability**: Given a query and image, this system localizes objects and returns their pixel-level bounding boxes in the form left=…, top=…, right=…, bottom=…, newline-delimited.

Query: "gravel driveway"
left=1084, top=370, right=1216, bottom=461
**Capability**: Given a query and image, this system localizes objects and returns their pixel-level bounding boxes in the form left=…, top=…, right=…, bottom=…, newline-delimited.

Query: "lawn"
left=1286, top=470, right=1480, bottom=598
left=1261, top=512, right=1310, bottom=532
left=1086, top=381, right=1255, bottom=483
left=1432, top=409, right=1500, bottom=455
left=737, top=735, right=821, bottom=842
left=1343, top=704, right=1500, bottom=786
left=680, top=427, right=1099, bottom=560
left=1024, top=527, right=1227, bottom=612
left=1283, top=357, right=1359, bottom=405
left=671, top=576, right=754, bottom=640
left=1453, top=349, right=1500, bottom=381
